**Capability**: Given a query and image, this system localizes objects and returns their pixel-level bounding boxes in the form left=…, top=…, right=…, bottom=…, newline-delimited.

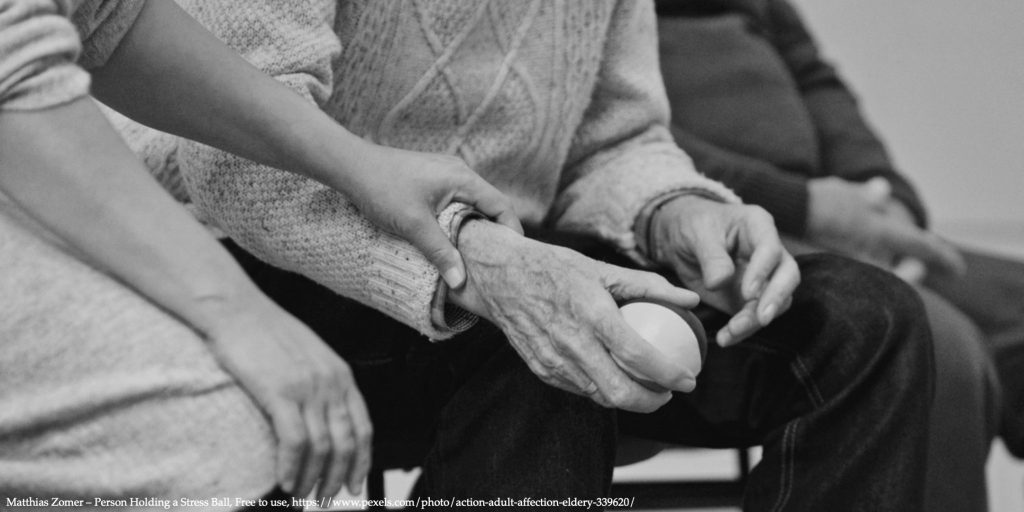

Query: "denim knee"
left=792, top=253, right=935, bottom=403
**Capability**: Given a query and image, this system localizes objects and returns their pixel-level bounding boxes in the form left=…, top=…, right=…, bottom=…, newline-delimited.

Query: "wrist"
left=446, top=219, right=528, bottom=320
left=181, top=273, right=272, bottom=340
left=648, top=194, right=722, bottom=261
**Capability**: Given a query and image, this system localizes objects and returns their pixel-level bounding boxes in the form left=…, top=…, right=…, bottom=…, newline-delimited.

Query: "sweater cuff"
left=429, top=205, right=482, bottom=340
left=72, top=0, right=147, bottom=70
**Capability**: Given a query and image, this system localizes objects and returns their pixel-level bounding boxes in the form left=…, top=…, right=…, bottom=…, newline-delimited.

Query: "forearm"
left=0, top=98, right=263, bottom=336
left=88, top=0, right=369, bottom=195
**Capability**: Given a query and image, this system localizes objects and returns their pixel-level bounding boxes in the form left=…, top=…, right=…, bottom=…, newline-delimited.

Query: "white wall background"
left=788, top=3, right=1024, bottom=510
left=789, top=0, right=1024, bottom=234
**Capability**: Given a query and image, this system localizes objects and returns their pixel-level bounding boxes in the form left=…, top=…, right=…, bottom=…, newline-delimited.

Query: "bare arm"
left=89, top=0, right=519, bottom=287
left=0, top=98, right=370, bottom=501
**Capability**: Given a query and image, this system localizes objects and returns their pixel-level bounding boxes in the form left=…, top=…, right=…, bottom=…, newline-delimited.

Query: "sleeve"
left=670, top=124, right=810, bottom=236
left=0, top=0, right=89, bottom=111
left=766, top=0, right=929, bottom=227
left=550, top=0, right=740, bottom=263
left=174, top=0, right=474, bottom=340
left=69, top=0, right=146, bottom=70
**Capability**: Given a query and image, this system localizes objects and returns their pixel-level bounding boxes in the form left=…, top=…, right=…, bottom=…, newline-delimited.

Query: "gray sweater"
left=0, top=0, right=276, bottom=504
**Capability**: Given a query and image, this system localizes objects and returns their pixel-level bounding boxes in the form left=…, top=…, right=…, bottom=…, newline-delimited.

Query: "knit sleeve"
left=550, top=0, right=740, bottom=263
left=0, top=0, right=89, bottom=111
left=174, top=0, right=473, bottom=340
left=69, top=0, right=145, bottom=70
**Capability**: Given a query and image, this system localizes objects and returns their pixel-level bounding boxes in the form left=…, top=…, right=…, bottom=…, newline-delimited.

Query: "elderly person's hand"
left=807, top=177, right=965, bottom=281
left=448, top=221, right=700, bottom=413
left=648, top=195, right=801, bottom=347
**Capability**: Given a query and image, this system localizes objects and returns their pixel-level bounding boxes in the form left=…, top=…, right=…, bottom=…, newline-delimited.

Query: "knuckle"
left=747, top=205, right=775, bottom=225
left=605, top=386, right=632, bottom=408
left=356, top=426, right=374, bottom=445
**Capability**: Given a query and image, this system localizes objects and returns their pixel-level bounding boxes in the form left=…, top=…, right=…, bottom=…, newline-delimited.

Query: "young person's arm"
left=0, top=96, right=370, bottom=502
left=89, top=0, right=519, bottom=289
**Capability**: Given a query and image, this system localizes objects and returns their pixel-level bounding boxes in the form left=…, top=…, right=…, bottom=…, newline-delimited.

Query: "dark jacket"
left=655, top=0, right=927, bottom=235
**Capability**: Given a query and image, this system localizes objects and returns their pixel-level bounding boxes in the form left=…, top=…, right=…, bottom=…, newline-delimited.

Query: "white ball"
left=614, top=302, right=703, bottom=389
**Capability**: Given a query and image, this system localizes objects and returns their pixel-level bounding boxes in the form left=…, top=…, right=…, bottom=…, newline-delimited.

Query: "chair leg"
left=738, top=447, right=752, bottom=483
left=366, top=469, right=386, bottom=509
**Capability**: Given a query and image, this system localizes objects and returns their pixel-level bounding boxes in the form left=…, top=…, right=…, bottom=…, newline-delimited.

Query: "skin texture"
left=450, top=221, right=701, bottom=413
left=449, top=192, right=801, bottom=410
left=649, top=196, right=801, bottom=347
left=806, top=176, right=965, bottom=281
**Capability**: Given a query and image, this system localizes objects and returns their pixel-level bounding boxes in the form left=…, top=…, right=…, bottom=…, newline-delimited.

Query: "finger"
left=879, top=223, right=966, bottom=276
left=602, top=265, right=700, bottom=308
left=738, top=222, right=785, bottom=302
left=454, top=179, right=524, bottom=235
left=586, top=356, right=672, bottom=413
left=600, top=311, right=697, bottom=392
left=317, top=403, right=353, bottom=501
left=267, top=401, right=307, bottom=495
left=344, top=387, right=374, bottom=495
left=564, top=304, right=677, bottom=412
left=716, top=300, right=760, bottom=347
left=294, top=402, right=332, bottom=499
left=402, top=220, right=467, bottom=289
left=754, top=253, right=800, bottom=326
left=892, top=257, right=928, bottom=284
left=686, top=223, right=736, bottom=290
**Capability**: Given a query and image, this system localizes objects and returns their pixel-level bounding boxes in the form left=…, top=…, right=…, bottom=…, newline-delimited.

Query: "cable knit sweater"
left=0, top=0, right=276, bottom=505
left=145, top=0, right=738, bottom=340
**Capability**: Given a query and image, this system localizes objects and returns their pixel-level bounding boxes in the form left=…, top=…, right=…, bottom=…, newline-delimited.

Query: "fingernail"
left=442, top=266, right=465, bottom=289
left=759, top=303, right=778, bottom=324
left=716, top=330, right=732, bottom=347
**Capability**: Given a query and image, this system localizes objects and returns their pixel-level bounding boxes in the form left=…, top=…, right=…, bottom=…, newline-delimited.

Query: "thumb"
left=405, top=222, right=467, bottom=289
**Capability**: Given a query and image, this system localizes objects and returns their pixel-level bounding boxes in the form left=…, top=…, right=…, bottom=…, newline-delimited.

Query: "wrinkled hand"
left=448, top=221, right=700, bottom=413
left=346, top=145, right=522, bottom=289
left=649, top=196, right=800, bottom=347
left=200, top=291, right=372, bottom=501
left=807, top=177, right=964, bottom=280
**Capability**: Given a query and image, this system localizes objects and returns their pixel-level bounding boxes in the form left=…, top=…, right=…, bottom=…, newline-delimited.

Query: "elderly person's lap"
left=226, top=234, right=933, bottom=511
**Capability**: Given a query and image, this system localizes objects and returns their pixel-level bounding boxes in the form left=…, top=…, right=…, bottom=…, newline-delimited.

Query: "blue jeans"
left=226, top=238, right=934, bottom=511
left=927, top=249, right=1024, bottom=455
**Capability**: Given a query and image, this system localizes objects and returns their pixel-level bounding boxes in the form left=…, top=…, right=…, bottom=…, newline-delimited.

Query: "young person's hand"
left=91, top=0, right=520, bottom=291
left=337, top=144, right=522, bottom=289
left=0, top=98, right=371, bottom=502
left=199, top=291, right=372, bottom=501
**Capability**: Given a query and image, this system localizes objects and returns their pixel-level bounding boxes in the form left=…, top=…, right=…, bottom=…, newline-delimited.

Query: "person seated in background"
left=0, top=0, right=519, bottom=505
left=118, top=1, right=937, bottom=509
left=655, top=0, right=1024, bottom=510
